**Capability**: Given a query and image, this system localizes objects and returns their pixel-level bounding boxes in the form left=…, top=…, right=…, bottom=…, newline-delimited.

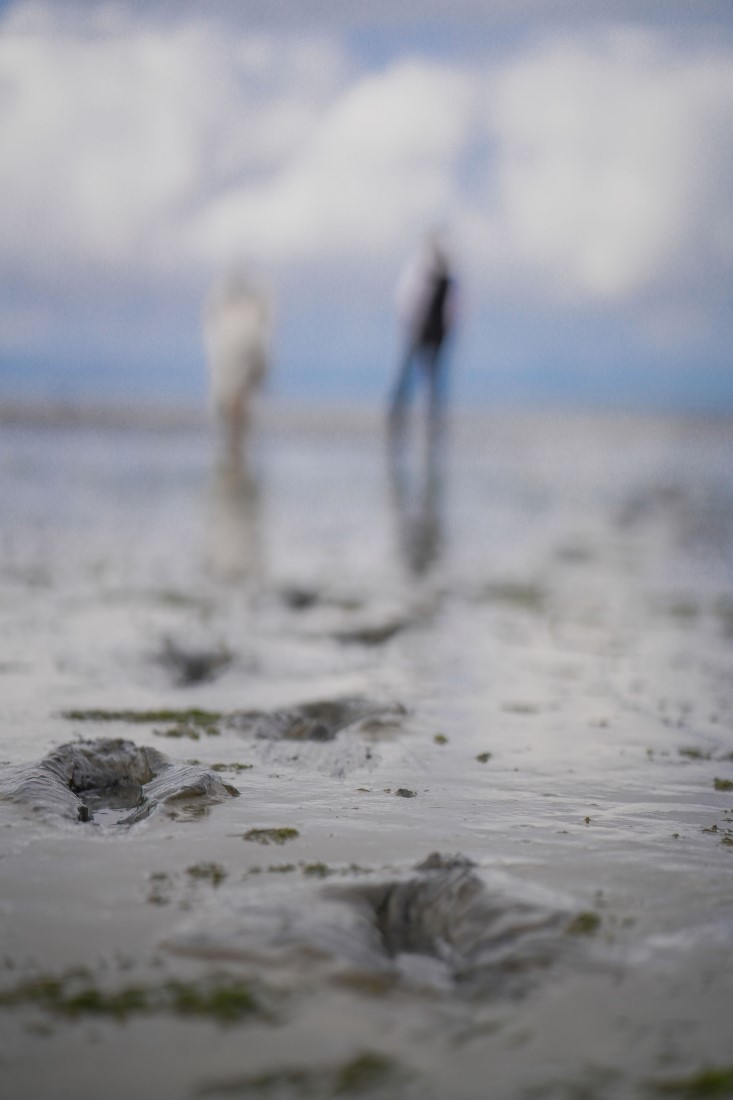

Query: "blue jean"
left=388, top=339, right=447, bottom=432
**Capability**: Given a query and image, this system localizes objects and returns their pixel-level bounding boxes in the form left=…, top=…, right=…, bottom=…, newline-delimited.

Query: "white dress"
left=204, top=278, right=270, bottom=420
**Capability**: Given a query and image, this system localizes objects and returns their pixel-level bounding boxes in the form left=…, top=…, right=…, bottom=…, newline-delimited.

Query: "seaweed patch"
left=197, top=1050, right=408, bottom=1097
left=477, top=580, right=546, bottom=612
left=0, top=972, right=273, bottom=1025
left=302, top=862, right=334, bottom=878
left=63, top=708, right=223, bottom=730
left=61, top=698, right=406, bottom=747
left=147, top=872, right=174, bottom=906
left=155, top=725, right=204, bottom=741
left=565, top=911, right=601, bottom=936
left=186, top=863, right=228, bottom=887
left=243, top=827, right=300, bottom=846
left=647, top=1065, right=733, bottom=1097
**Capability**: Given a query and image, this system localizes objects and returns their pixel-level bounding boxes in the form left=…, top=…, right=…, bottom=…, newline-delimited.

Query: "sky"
left=1, top=0, right=732, bottom=411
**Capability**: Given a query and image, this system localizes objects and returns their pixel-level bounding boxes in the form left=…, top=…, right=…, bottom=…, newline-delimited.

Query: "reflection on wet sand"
left=205, top=453, right=261, bottom=582
left=388, top=431, right=444, bottom=577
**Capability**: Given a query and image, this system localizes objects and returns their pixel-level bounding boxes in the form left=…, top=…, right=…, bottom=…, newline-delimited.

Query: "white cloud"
left=474, top=30, right=733, bottom=305
left=0, top=0, right=732, bottom=371
left=189, top=61, right=474, bottom=267
left=0, top=6, right=348, bottom=278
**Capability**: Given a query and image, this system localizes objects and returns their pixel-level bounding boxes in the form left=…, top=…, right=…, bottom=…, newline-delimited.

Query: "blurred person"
left=203, top=273, right=271, bottom=457
left=388, top=232, right=456, bottom=440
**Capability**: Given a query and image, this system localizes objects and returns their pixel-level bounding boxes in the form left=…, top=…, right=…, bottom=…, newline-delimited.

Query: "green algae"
left=648, top=1066, right=733, bottom=1097
left=147, top=888, right=171, bottom=906
left=186, top=862, right=228, bottom=887
left=166, top=980, right=264, bottom=1024
left=302, top=861, right=333, bottom=878
left=0, top=973, right=269, bottom=1025
left=502, top=703, right=539, bottom=715
left=476, top=752, right=492, bottom=763
left=147, top=871, right=174, bottom=906
left=565, top=911, right=601, bottom=936
left=346, top=863, right=372, bottom=875
left=679, top=747, right=711, bottom=760
left=713, top=778, right=733, bottom=791
left=63, top=708, right=223, bottom=730
left=155, top=589, right=211, bottom=610
left=336, top=621, right=405, bottom=646
left=155, top=725, right=201, bottom=740
left=333, top=1052, right=404, bottom=1094
left=25, top=980, right=149, bottom=1020
left=433, top=733, right=448, bottom=744
left=197, top=1050, right=405, bottom=1096
left=211, top=763, right=253, bottom=773
left=243, top=827, right=300, bottom=846
left=479, top=580, right=546, bottom=612
left=253, top=860, right=368, bottom=878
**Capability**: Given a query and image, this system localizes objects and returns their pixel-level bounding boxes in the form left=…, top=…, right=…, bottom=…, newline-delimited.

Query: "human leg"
left=388, top=345, right=416, bottom=433
left=425, top=342, right=447, bottom=443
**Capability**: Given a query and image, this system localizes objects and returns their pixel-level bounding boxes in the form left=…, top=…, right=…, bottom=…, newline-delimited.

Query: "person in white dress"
left=203, top=274, right=271, bottom=457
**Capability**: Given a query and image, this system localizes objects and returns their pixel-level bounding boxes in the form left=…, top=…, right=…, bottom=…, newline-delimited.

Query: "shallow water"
left=1, top=405, right=732, bottom=1100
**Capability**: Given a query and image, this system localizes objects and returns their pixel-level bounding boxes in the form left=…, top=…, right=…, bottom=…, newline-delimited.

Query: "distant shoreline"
left=0, top=398, right=206, bottom=431
left=1, top=395, right=732, bottom=436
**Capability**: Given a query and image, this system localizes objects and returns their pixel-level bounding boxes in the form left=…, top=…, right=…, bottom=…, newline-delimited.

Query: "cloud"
left=1, top=0, right=732, bottom=384
left=0, top=5, right=349, bottom=281
left=188, top=61, right=474, bottom=268
left=478, top=30, right=733, bottom=308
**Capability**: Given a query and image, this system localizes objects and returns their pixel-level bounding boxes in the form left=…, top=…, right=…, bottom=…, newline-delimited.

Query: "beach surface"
left=1, top=403, right=732, bottom=1100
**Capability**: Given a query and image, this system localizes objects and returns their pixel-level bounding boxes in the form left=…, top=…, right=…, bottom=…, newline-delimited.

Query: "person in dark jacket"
left=388, top=234, right=456, bottom=439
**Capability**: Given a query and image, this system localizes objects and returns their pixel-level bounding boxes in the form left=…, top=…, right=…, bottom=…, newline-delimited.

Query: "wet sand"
left=0, top=404, right=732, bottom=1100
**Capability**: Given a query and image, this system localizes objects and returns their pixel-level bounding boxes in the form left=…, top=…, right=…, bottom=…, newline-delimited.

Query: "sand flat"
left=1, top=406, right=732, bottom=1100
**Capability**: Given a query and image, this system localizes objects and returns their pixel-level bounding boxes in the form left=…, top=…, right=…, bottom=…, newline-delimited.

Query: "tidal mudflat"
left=0, top=406, right=732, bottom=1100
